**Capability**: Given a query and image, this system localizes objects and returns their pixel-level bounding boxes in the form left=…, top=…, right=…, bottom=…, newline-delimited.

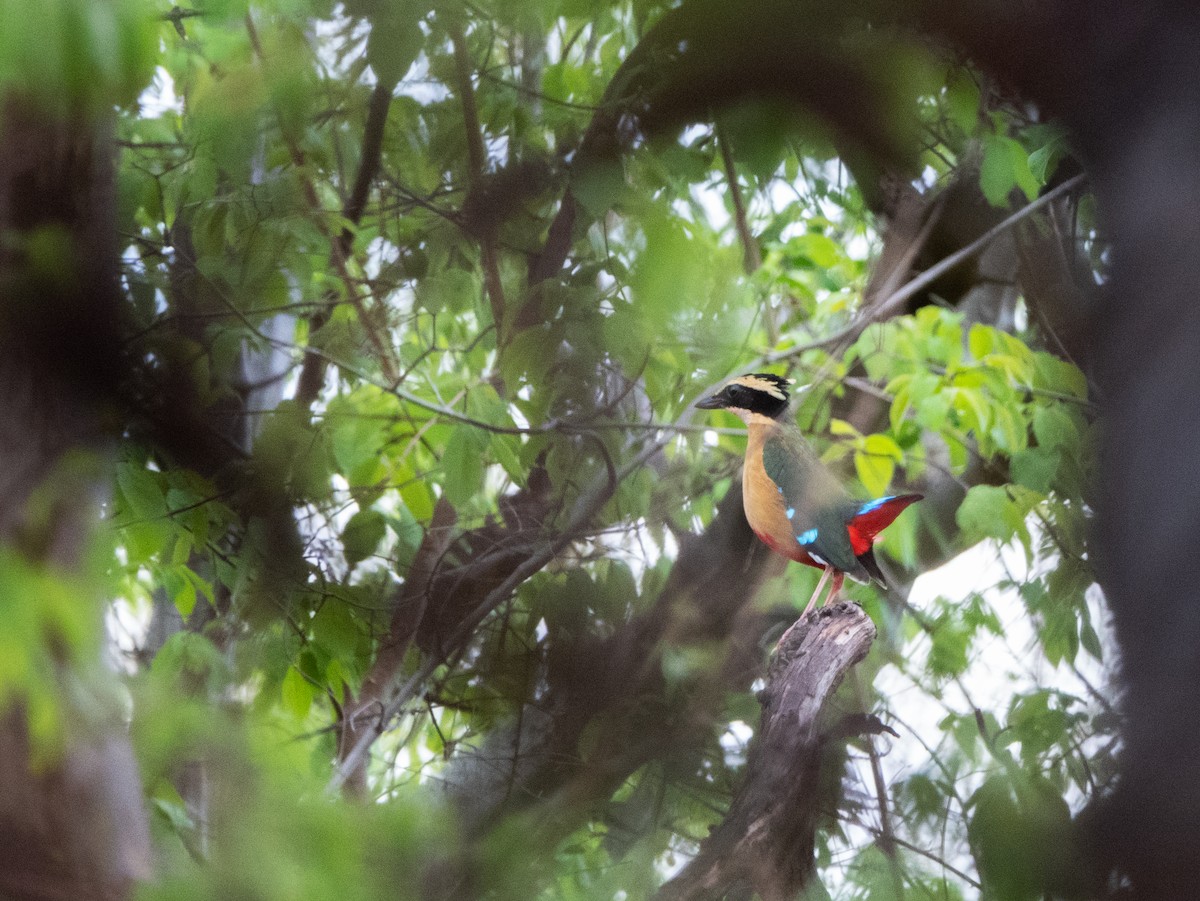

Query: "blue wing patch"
left=797, top=528, right=818, bottom=546
left=856, top=496, right=896, bottom=516
left=786, top=507, right=796, bottom=519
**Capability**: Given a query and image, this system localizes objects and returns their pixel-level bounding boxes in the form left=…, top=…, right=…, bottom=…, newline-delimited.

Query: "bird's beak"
left=695, top=394, right=726, bottom=410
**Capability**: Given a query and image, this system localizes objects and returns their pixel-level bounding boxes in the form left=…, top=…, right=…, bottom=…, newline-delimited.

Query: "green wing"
left=761, top=427, right=862, bottom=575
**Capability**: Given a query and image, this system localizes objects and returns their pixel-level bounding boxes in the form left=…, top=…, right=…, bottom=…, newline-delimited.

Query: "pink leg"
left=828, top=570, right=845, bottom=604
left=801, top=566, right=832, bottom=618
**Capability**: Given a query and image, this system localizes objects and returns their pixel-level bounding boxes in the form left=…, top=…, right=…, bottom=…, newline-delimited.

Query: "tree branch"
left=449, top=18, right=508, bottom=345
left=335, top=497, right=458, bottom=796
left=718, top=125, right=771, bottom=343
left=717, top=125, right=761, bottom=275
left=763, top=172, right=1089, bottom=366
left=396, top=482, right=786, bottom=892
left=657, top=603, right=876, bottom=901
left=326, top=437, right=650, bottom=794
left=276, top=30, right=397, bottom=408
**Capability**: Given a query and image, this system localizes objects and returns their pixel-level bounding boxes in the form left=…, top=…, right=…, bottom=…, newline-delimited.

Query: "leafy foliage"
left=1, top=0, right=1113, bottom=898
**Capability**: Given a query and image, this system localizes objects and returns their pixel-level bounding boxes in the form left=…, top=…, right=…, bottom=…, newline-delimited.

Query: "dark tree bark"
left=0, top=99, right=150, bottom=899
left=901, top=2, right=1200, bottom=896
left=656, top=604, right=876, bottom=901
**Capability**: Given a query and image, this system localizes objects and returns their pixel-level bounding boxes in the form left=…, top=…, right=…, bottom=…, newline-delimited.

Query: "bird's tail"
left=857, top=545, right=930, bottom=629
left=856, top=545, right=890, bottom=589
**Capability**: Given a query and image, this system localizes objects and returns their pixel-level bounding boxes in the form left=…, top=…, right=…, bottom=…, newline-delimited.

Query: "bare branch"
left=657, top=604, right=876, bottom=901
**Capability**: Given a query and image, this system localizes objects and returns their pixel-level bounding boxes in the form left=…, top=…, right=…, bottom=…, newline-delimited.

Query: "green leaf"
left=1026, top=124, right=1071, bottom=184
left=968, top=772, right=1074, bottom=901
left=152, top=793, right=196, bottom=835
left=787, top=232, right=841, bottom=268
left=281, top=665, right=315, bottom=720
left=117, top=462, right=166, bottom=521
left=886, top=374, right=914, bottom=432
left=904, top=773, right=946, bottom=822
left=945, top=68, right=982, bottom=134
left=1033, top=351, right=1088, bottom=399
left=630, top=211, right=710, bottom=326
left=980, top=136, right=1016, bottom=207
left=1008, top=691, right=1073, bottom=760
left=151, top=631, right=228, bottom=696
left=255, top=401, right=335, bottom=501
left=967, top=323, right=995, bottom=360
left=490, top=434, right=524, bottom=482
left=956, top=485, right=1037, bottom=546
left=327, top=399, right=389, bottom=476
left=1032, top=405, right=1078, bottom=453
left=572, top=159, right=627, bottom=217
left=854, top=447, right=895, bottom=497
left=980, top=135, right=1039, bottom=207
left=416, top=268, right=479, bottom=315
left=853, top=433, right=902, bottom=496
left=166, top=566, right=213, bottom=617
left=604, top=560, right=638, bottom=606
left=990, top=402, right=1027, bottom=454
left=1039, top=598, right=1080, bottom=666
left=949, top=386, right=992, bottom=442
left=863, top=432, right=903, bottom=462
left=850, top=845, right=904, bottom=901
left=946, top=433, right=970, bottom=474
left=1011, top=447, right=1059, bottom=493
left=311, top=602, right=360, bottom=664
left=442, top=427, right=488, bottom=508
left=657, top=141, right=711, bottom=184
left=914, top=391, right=951, bottom=431
left=341, top=508, right=387, bottom=567
left=400, top=480, right=435, bottom=521
left=366, top=3, right=423, bottom=87
left=387, top=504, right=424, bottom=572
left=1011, top=151, right=1041, bottom=202
left=929, top=616, right=970, bottom=679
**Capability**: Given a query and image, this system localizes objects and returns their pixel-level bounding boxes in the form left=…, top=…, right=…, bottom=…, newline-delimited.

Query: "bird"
left=696, top=372, right=921, bottom=616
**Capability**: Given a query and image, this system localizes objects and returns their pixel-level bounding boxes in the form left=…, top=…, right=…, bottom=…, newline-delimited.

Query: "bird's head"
left=695, top=373, right=793, bottom=422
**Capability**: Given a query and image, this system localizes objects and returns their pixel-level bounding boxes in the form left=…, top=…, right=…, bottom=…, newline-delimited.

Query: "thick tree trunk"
left=0, top=99, right=150, bottom=899
left=657, top=603, right=876, bottom=901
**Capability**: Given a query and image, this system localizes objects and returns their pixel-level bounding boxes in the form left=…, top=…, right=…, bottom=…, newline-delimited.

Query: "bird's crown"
left=731, top=373, right=792, bottom=401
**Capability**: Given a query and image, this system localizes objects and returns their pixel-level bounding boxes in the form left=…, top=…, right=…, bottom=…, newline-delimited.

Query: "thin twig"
left=852, top=670, right=905, bottom=896
left=327, top=436, right=657, bottom=793
left=449, top=17, right=508, bottom=344
left=717, top=126, right=761, bottom=274
left=851, top=823, right=982, bottom=890
left=718, top=124, right=773, bottom=346
left=244, top=14, right=398, bottom=404
left=326, top=376, right=717, bottom=793
left=764, top=173, right=1090, bottom=366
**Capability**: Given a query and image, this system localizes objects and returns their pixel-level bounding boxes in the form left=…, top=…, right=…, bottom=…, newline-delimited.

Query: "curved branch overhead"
left=527, top=0, right=921, bottom=295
